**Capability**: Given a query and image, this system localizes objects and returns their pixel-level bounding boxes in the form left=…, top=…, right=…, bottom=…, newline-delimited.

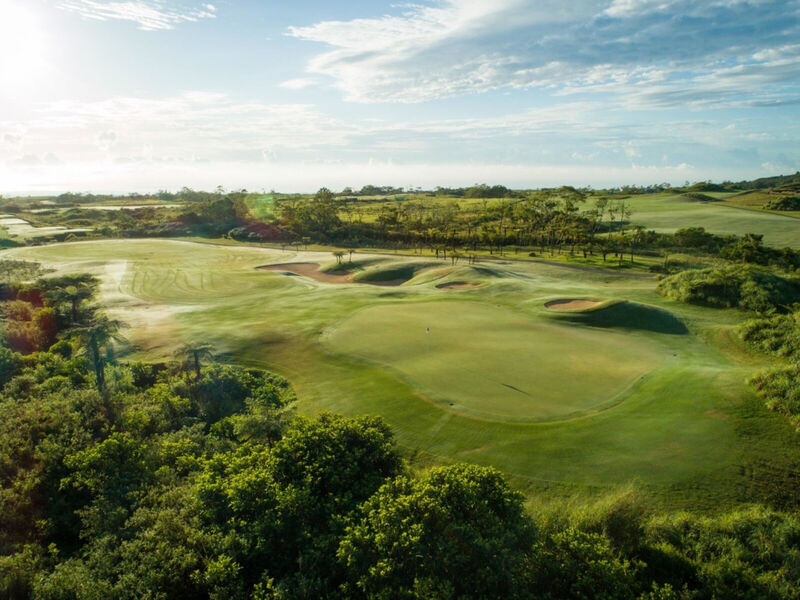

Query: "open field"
left=8, top=238, right=800, bottom=509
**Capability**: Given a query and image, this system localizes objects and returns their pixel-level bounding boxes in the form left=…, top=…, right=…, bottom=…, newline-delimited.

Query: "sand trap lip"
left=258, top=262, right=408, bottom=286
left=436, top=281, right=482, bottom=290
left=545, top=299, right=604, bottom=311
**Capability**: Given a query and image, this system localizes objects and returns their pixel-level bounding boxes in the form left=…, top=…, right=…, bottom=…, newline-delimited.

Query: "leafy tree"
left=529, top=527, right=636, bottom=600
left=338, top=464, right=535, bottom=599
left=177, top=342, right=215, bottom=381
left=71, top=314, right=122, bottom=393
left=41, top=275, right=98, bottom=325
left=195, top=413, right=401, bottom=595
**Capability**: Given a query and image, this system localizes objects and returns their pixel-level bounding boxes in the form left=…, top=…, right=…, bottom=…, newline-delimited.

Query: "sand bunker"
left=258, top=262, right=408, bottom=286
left=436, top=281, right=482, bottom=290
left=545, top=299, right=604, bottom=311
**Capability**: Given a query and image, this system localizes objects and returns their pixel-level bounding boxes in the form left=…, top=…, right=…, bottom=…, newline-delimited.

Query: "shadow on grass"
left=549, top=301, right=689, bottom=335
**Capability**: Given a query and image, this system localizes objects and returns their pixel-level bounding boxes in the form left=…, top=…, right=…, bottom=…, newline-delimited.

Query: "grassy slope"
left=627, top=192, right=800, bottom=248
left=7, top=239, right=800, bottom=510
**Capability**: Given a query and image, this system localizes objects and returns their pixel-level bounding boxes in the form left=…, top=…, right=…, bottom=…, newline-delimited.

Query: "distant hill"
left=728, top=171, right=800, bottom=191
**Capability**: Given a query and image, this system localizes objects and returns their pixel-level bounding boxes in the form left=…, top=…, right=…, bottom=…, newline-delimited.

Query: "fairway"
left=8, top=239, right=800, bottom=509
left=325, top=302, right=663, bottom=421
left=628, top=192, right=800, bottom=248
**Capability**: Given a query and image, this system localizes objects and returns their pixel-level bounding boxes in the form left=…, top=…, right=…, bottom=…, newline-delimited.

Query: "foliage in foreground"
left=2, top=260, right=800, bottom=599
left=741, top=309, right=800, bottom=429
left=2, top=338, right=800, bottom=599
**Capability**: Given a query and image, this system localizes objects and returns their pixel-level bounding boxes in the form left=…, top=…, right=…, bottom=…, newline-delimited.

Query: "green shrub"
left=741, top=311, right=800, bottom=359
left=657, top=266, right=800, bottom=312
left=749, top=363, right=800, bottom=430
left=765, top=196, right=800, bottom=211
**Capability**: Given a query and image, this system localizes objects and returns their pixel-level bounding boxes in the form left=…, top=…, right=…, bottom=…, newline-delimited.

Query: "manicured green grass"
left=325, top=301, right=664, bottom=422
left=627, top=192, right=800, bottom=248
left=7, top=238, right=800, bottom=509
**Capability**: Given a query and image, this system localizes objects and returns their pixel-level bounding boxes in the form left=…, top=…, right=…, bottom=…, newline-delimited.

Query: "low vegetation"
left=656, top=265, right=800, bottom=312
left=3, top=339, right=800, bottom=599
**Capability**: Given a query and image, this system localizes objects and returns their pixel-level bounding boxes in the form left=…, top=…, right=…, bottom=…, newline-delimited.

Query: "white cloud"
left=56, top=0, right=217, bottom=31
left=286, top=0, right=800, bottom=105
left=278, top=78, right=318, bottom=90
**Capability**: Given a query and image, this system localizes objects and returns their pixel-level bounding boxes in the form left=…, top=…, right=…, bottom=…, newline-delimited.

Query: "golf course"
left=8, top=238, right=797, bottom=509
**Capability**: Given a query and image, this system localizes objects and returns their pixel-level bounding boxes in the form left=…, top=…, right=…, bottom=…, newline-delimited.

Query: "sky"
left=0, top=0, right=799, bottom=193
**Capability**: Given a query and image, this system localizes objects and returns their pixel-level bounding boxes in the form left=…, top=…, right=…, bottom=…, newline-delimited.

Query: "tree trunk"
left=90, top=336, right=104, bottom=393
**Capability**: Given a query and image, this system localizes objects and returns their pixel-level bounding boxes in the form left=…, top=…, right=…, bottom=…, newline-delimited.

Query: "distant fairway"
left=325, top=302, right=663, bottom=421
left=628, top=192, right=800, bottom=248
left=8, top=239, right=800, bottom=509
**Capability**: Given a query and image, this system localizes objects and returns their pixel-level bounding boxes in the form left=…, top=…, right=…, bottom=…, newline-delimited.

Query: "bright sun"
left=0, top=0, right=47, bottom=87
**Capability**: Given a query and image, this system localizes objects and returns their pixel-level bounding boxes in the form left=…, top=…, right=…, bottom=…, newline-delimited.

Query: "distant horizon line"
left=3, top=172, right=798, bottom=198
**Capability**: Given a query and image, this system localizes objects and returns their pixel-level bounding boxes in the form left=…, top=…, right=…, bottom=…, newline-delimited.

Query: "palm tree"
left=72, top=314, right=123, bottom=393
left=177, top=342, right=215, bottom=381
left=333, top=251, right=345, bottom=265
left=43, top=275, right=98, bottom=324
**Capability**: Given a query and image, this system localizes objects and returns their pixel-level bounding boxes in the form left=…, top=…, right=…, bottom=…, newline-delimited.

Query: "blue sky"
left=1, top=0, right=799, bottom=193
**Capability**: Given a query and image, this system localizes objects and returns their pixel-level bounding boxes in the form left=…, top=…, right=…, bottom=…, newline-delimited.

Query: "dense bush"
left=657, top=265, right=800, bottom=312
left=749, top=363, right=800, bottom=431
left=765, top=196, right=800, bottom=211
left=741, top=311, right=800, bottom=359
left=339, top=464, right=535, bottom=599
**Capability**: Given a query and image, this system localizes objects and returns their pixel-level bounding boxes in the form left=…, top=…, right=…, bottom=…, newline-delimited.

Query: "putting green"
left=324, top=302, right=664, bottom=422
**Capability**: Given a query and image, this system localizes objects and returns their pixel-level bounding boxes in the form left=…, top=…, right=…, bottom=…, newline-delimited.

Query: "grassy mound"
left=547, top=300, right=689, bottom=335
left=319, top=257, right=386, bottom=274
left=352, top=262, right=438, bottom=285
left=682, top=192, right=720, bottom=202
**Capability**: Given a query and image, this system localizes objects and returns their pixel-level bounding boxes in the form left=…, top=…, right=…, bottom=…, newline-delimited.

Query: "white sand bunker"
left=545, top=299, right=604, bottom=311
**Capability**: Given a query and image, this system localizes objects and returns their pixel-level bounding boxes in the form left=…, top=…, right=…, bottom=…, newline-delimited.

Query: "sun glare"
left=0, top=0, right=47, bottom=87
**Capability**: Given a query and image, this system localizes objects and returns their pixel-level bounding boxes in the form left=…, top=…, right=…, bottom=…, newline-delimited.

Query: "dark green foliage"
left=0, top=346, right=21, bottom=386
left=765, top=196, right=800, bottom=211
left=191, top=363, right=293, bottom=423
left=39, top=274, right=99, bottom=326
left=645, top=507, right=800, bottom=599
left=729, top=171, right=800, bottom=191
left=529, top=528, right=637, bottom=600
left=671, top=227, right=725, bottom=251
left=195, top=413, right=402, bottom=596
left=339, top=464, right=535, bottom=599
left=657, top=266, right=800, bottom=312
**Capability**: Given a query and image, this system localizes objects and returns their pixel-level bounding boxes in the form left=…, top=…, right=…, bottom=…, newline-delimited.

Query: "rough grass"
left=7, top=239, right=800, bottom=510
